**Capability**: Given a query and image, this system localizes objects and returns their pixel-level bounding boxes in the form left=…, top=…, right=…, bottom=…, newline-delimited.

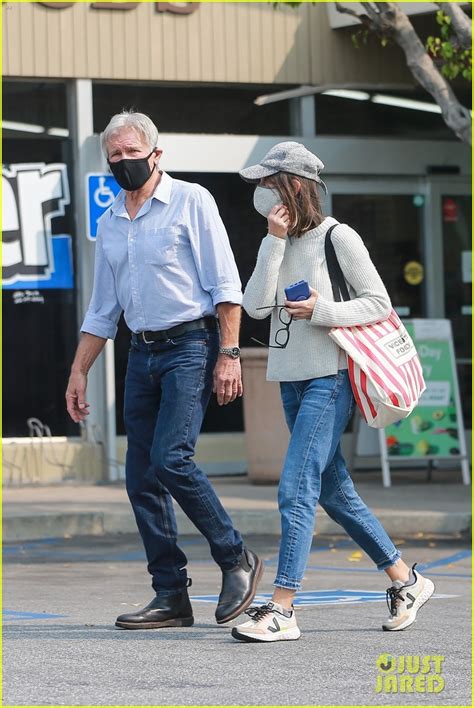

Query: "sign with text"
left=2, top=163, right=74, bottom=290
left=383, top=320, right=465, bottom=460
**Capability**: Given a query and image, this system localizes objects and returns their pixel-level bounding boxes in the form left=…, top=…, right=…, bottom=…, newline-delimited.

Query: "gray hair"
left=100, top=110, right=159, bottom=157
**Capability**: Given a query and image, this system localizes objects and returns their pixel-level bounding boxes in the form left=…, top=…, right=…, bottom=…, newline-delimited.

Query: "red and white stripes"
left=329, top=310, right=426, bottom=428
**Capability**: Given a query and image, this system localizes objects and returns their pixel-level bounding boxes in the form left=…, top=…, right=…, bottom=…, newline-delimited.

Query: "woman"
left=232, top=141, right=434, bottom=643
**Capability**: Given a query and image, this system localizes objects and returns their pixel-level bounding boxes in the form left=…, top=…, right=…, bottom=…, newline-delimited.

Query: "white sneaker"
left=231, top=601, right=301, bottom=643
left=382, top=563, right=435, bottom=631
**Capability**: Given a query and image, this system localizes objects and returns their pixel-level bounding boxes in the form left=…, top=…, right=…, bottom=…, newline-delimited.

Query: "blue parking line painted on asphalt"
left=3, top=538, right=65, bottom=554
left=3, top=545, right=147, bottom=562
left=192, top=588, right=457, bottom=607
left=3, top=610, right=67, bottom=620
left=3, top=535, right=207, bottom=560
left=191, top=590, right=388, bottom=606
left=304, top=564, right=470, bottom=578
left=417, top=550, right=472, bottom=571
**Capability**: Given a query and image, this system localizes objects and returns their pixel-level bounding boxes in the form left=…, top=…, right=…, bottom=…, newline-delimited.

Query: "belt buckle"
left=141, top=331, right=156, bottom=345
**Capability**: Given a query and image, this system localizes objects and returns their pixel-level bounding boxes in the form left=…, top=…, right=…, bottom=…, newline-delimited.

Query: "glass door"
left=326, top=178, right=428, bottom=319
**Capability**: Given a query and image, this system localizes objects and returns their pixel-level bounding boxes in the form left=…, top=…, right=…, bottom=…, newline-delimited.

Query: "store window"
left=93, top=82, right=291, bottom=136
left=2, top=80, right=78, bottom=437
left=314, top=92, right=461, bottom=140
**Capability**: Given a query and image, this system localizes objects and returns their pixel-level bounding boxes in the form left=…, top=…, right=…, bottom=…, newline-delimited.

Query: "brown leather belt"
left=137, top=316, right=217, bottom=344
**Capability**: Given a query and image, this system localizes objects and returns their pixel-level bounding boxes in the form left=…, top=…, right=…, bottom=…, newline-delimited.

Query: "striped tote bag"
left=324, top=225, right=426, bottom=429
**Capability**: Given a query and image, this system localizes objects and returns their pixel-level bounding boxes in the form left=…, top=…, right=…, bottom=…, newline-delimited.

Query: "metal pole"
left=67, top=79, right=118, bottom=482
left=378, top=428, right=392, bottom=488
left=105, top=338, right=120, bottom=481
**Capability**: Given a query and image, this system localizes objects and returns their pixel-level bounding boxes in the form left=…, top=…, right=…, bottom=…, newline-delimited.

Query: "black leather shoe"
left=215, top=548, right=263, bottom=624
left=115, top=587, right=194, bottom=629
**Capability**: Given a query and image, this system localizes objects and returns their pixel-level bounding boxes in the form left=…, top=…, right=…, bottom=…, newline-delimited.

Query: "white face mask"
left=253, top=186, right=282, bottom=218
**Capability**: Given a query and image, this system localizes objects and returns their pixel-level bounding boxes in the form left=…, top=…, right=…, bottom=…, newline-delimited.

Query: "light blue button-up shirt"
left=81, top=171, right=242, bottom=339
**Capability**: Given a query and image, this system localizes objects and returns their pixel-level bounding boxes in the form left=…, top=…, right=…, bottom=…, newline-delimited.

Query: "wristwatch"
left=219, top=346, right=241, bottom=359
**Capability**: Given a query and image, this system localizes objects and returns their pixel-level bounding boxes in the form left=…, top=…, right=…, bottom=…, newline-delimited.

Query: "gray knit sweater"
left=242, top=216, right=392, bottom=382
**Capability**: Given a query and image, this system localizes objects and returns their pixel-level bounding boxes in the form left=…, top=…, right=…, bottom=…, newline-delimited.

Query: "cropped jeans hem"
left=376, top=551, right=402, bottom=571
left=274, top=578, right=301, bottom=591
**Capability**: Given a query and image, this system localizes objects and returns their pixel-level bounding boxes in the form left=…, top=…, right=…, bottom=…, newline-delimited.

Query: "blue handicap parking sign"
left=86, top=174, right=121, bottom=241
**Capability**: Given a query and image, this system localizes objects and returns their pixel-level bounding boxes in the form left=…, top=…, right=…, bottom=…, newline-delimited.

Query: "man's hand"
left=65, top=371, right=90, bottom=422
left=284, top=287, right=319, bottom=320
left=213, top=355, right=243, bottom=405
left=65, top=333, right=107, bottom=422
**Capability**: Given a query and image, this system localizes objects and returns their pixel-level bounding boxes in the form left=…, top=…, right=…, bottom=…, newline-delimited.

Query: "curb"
left=4, top=508, right=471, bottom=543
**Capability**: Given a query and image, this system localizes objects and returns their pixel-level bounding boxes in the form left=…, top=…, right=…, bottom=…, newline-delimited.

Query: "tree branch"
left=335, top=2, right=471, bottom=144
left=388, top=3, right=471, bottom=144
left=335, top=2, right=365, bottom=22
left=373, top=3, right=392, bottom=14
left=437, top=2, right=472, bottom=49
left=336, top=2, right=397, bottom=33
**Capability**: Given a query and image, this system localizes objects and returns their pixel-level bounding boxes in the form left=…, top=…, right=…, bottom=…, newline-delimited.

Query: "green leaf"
left=440, top=24, right=450, bottom=39
left=441, top=64, right=451, bottom=79
left=441, top=42, right=454, bottom=59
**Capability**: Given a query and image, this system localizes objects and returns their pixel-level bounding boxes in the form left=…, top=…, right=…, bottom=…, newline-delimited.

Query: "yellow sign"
left=404, top=260, right=424, bottom=285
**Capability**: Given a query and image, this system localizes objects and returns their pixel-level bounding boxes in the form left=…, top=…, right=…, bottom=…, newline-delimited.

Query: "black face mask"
left=108, top=150, right=156, bottom=192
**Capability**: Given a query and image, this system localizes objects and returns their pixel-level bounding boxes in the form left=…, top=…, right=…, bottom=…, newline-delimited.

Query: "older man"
left=66, top=111, right=262, bottom=629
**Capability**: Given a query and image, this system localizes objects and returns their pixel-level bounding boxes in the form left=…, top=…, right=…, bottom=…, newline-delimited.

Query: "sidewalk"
left=3, top=470, right=471, bottom=542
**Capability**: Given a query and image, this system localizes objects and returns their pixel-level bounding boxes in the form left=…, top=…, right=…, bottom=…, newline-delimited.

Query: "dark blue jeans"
left=124, top=326, right=244, bottom=595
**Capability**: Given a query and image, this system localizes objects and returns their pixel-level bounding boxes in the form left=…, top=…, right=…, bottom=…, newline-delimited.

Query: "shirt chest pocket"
left=142, top=226, right=181, bottom=266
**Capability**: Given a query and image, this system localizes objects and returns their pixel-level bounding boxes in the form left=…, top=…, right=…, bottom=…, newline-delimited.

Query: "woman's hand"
left=284, top=287, right=319, bottom=320
left=267, top=204, right=290, bottom=239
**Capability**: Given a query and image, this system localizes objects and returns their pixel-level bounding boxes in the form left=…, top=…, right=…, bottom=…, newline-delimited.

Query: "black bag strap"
left=325, top=224, right=351, bottom=303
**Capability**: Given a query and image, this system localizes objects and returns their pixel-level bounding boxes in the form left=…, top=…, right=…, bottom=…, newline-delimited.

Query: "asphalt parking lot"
left=3, top=533, right=471, bottom=706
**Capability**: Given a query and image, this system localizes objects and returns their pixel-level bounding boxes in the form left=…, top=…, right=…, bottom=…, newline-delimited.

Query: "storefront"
left=2, top=2, right=471, bottom=472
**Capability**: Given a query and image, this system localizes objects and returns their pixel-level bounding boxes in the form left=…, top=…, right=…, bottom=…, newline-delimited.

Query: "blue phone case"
left=285, top=280, right=310, bottom=301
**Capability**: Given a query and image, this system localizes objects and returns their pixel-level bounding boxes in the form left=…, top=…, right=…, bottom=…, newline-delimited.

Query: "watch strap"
left=219, top=346, right=241, bottom=358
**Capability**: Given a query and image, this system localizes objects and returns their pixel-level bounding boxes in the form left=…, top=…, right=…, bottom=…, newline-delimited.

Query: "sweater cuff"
left=310, top=295, right=337, bottom=328
left=260, top=233, right=287, bottom=255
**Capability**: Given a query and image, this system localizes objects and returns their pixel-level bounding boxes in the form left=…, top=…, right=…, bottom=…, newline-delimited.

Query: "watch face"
left=232, top=347, right=240, bottom=357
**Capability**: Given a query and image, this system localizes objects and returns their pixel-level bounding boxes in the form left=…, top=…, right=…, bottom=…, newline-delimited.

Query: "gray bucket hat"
left=239, top=141, right=328, bottom=194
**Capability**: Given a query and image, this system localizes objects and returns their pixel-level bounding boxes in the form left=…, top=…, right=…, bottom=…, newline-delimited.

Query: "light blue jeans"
left=275, top=370, right=401, bottom=590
